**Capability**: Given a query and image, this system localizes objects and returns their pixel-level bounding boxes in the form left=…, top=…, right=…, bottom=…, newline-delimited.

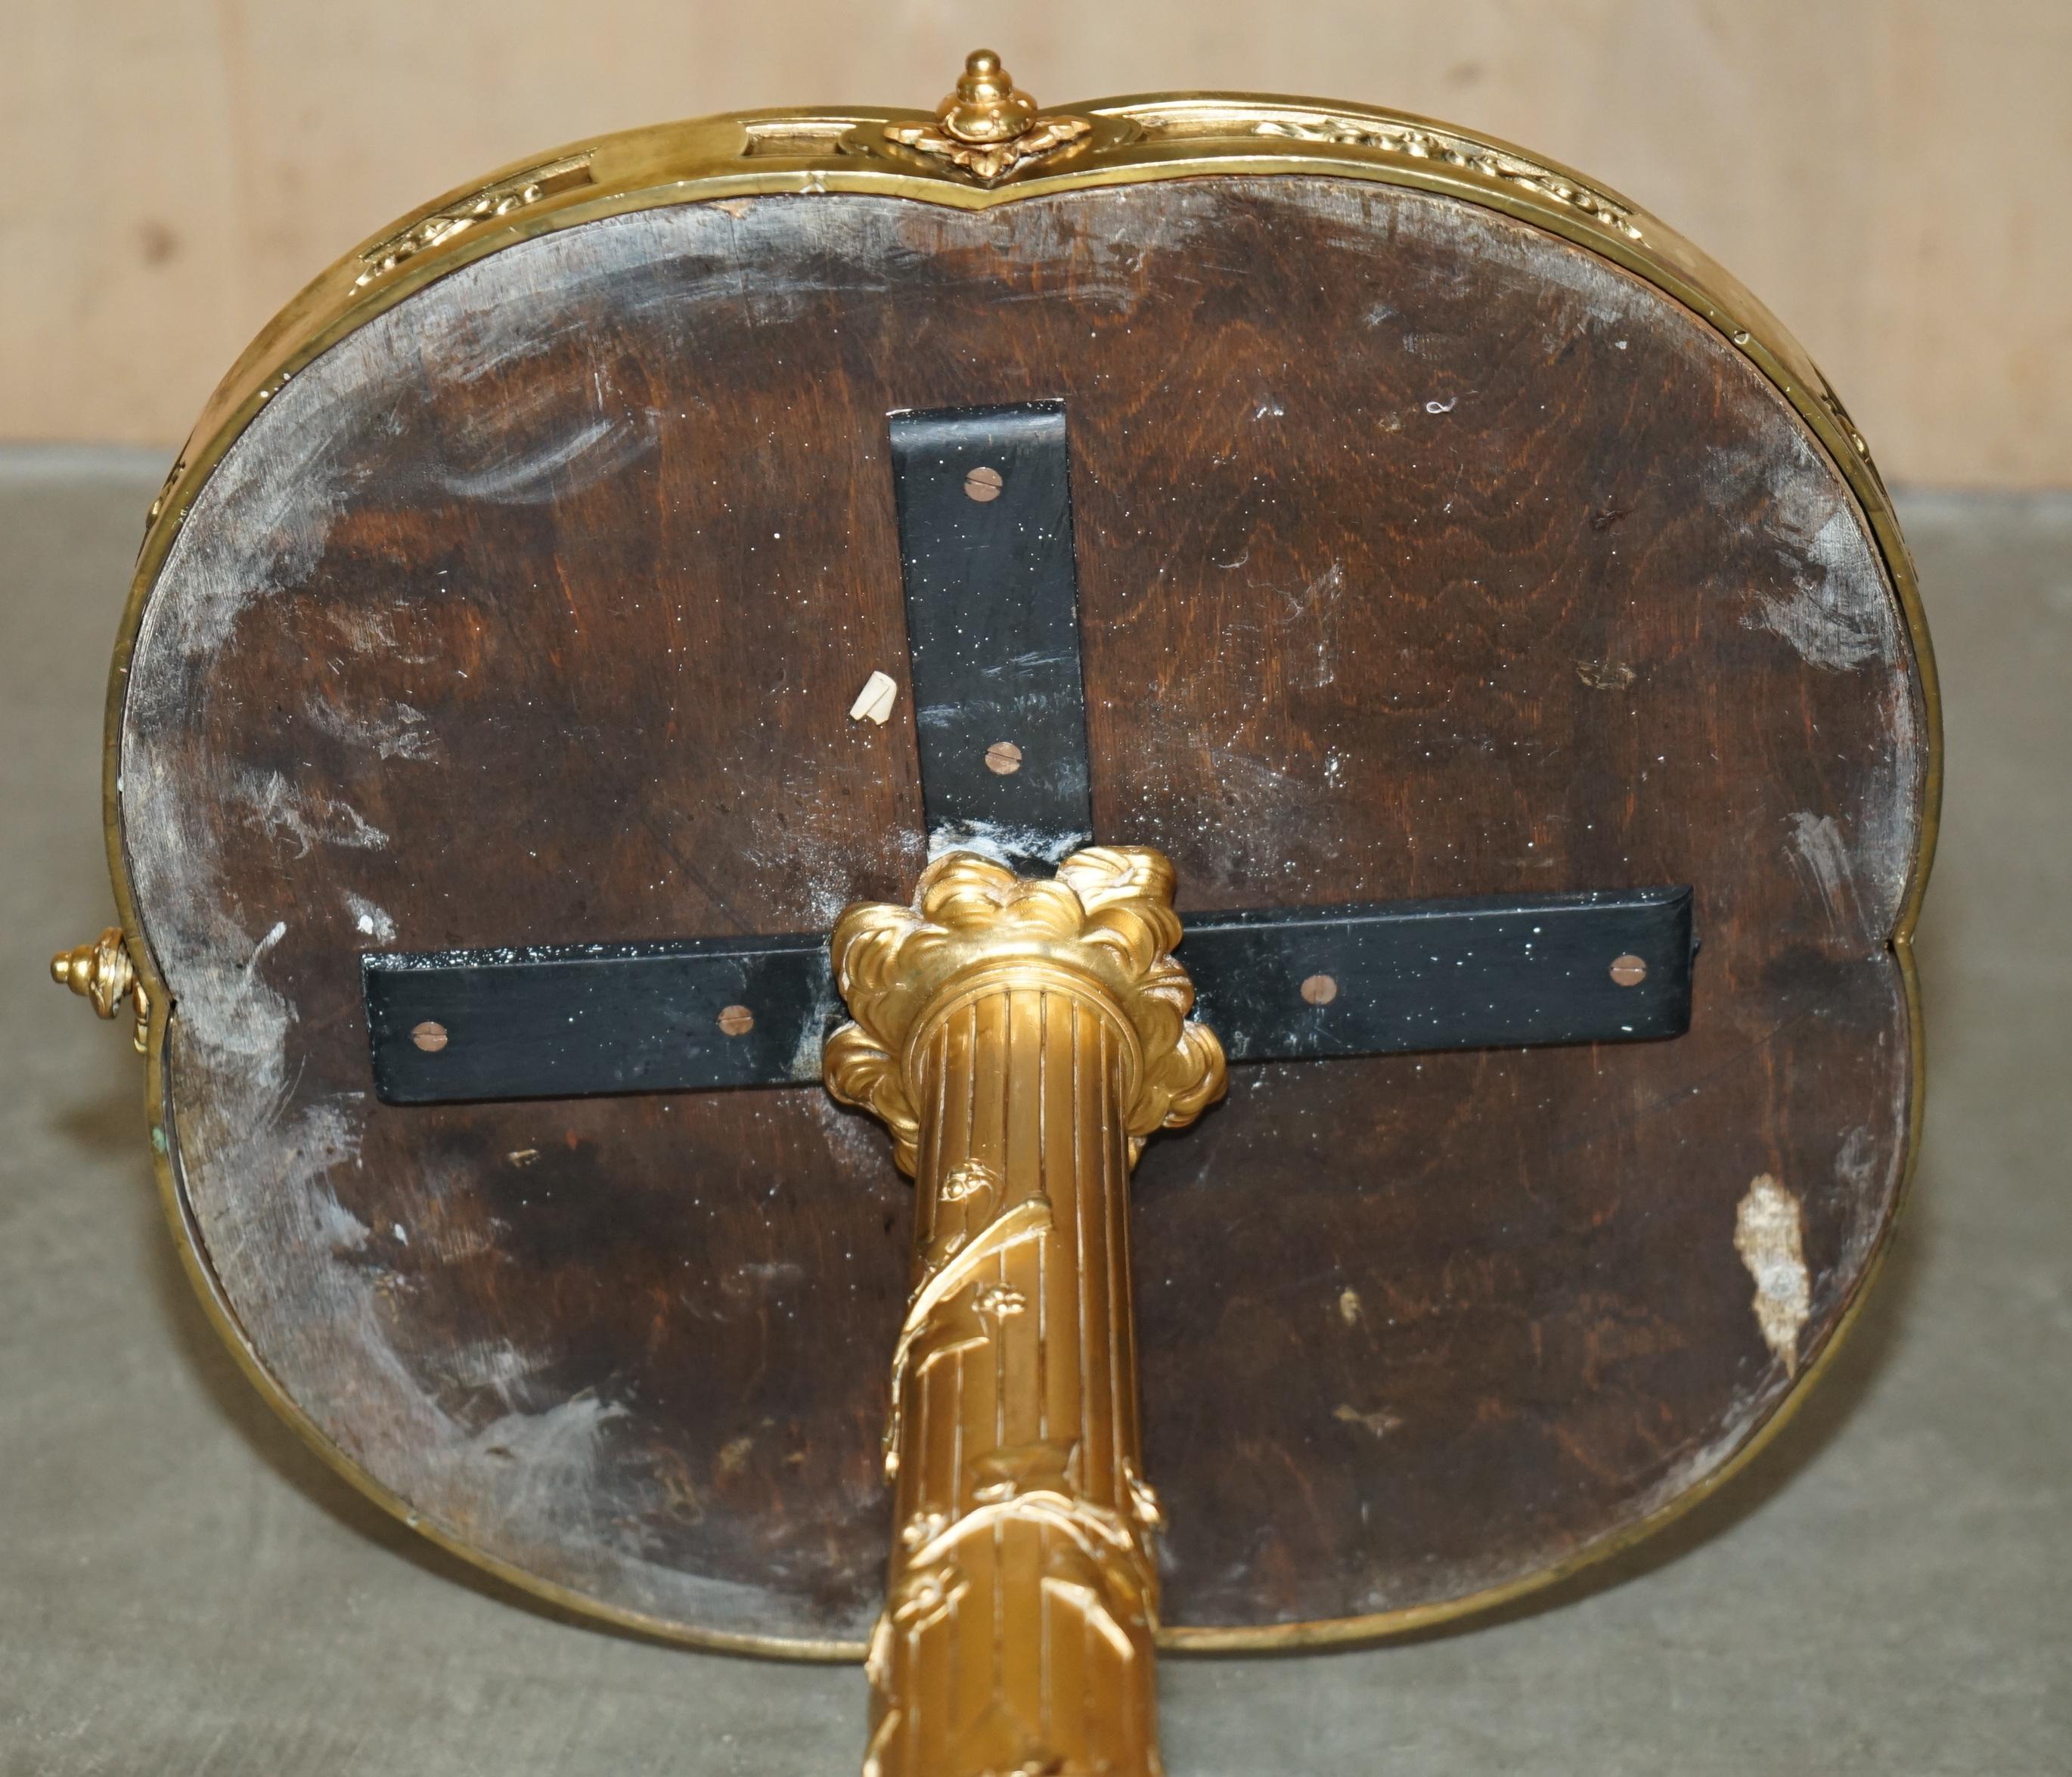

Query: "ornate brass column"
left=825, top=848, right=1226, bottom=1777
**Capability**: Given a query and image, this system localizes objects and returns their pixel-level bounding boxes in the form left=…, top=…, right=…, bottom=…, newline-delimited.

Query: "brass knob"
left=884, top=48, right=1093, bottom=186
left=938, top=49, right=1038, bottom=145
left=51, top=926, right=151, bottom=1052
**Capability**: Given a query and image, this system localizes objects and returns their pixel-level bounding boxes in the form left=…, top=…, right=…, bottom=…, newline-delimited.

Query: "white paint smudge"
left=321, top=603, right=439, bottom=665
left=1742, top=502, right=1894, bottom=672
left=1281, top=563, right=1345, bottom=689
left=122, top=418, right=358, bottom=687
left=1787, top=811, right=1865, bottom=944
left=440, top=1339, right=543, bottom=1409
left=311, top=1184, right=372, bottom=1254
left=436, top=411, right=659, bottom=506
left=433, top=312, right=595, bottom=385
left=786, top=963, right=842, bottom=1084
left=306, top=694, right=439, bottom=761
left=927, top=821, right=1084, bottom=870
left=233, top=769, right=391, bottom=857
left=1735, top=1174, right=1811, bottom=1378
left=273, top=1102, right=376, bottom=1255
left=808, top=1089, right=898, bottom=1173
left=1835, top=1124, right=1877, bottom=1196
left=345, top=893, right=398, bottom=944
left=1832, top=1122, right=1899, bottom=1276
left=464, top=1391, right=629, bottom=1533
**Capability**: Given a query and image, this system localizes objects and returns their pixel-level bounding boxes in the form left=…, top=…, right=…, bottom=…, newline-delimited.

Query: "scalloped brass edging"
left=101, top=76, right=1940, bottom=1664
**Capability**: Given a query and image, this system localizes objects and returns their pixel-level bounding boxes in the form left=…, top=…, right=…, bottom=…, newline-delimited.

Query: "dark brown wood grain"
left=119, top=176, right=1927, bottom=1645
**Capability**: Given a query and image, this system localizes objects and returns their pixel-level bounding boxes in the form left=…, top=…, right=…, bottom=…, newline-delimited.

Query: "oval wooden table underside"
left=119, top=177, right=1928, bottom=1649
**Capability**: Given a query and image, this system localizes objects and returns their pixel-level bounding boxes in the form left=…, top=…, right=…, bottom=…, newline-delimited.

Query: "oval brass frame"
left=103, top=86, right=1942, bottom=1661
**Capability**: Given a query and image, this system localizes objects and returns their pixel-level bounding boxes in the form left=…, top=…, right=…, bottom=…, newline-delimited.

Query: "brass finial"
left=52, top=926, right=151, bottom=1053
left=883, top=49, right=1093, bottom=185
left=938, top=50, right=1038, bottom=144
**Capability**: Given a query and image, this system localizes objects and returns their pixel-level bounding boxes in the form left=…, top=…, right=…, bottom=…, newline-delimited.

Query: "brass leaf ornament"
left=883, top=50, right=1094, bottom=186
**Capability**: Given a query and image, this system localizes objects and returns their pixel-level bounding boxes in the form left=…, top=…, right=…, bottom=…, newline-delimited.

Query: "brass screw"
left=1608, top=954, right=1649, bottom=987
left=1300, top=973, right=1339, bottom=1006
left=964, top=465, right=1003, bottom=502
left=411, top=1020, right=449, bottom=1052
left=985, top=741, right=1023, bottom=775
left=718, top=1004, right=756, bottom=1037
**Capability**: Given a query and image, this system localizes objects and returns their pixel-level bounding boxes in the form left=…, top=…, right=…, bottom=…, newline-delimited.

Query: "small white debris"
left=849, top=670, right=898, bottom=725
left=1333, top=1403, right=1404, bottom=1437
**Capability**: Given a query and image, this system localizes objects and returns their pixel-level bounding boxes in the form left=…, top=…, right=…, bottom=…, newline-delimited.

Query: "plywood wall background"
left=2, top=0, right=2066, bottom=486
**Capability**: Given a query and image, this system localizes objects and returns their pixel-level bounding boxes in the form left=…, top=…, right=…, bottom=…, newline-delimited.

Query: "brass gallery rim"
left=104, top=85, right=1942, bottom=1662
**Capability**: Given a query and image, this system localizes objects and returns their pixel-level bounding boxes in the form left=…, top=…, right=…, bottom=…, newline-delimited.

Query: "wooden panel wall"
left=2, top=0, right=2066, bottom=487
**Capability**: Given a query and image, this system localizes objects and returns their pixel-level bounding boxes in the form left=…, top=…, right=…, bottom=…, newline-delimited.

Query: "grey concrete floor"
left=2, top=453, right=2066, bottom=1775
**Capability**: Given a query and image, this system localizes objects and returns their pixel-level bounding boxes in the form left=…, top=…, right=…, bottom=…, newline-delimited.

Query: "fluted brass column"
left=825, top=848, right=1226, bottom=1777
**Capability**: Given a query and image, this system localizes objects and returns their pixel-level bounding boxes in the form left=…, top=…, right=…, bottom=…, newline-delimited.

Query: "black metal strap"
left=365, top=935, right=831, bottom=1106
left=1183, top=885, right=1692, bottom=1061
left=364, top=888, right=1693, bottom=1105
left=889, top=402, right=1093, bottom=872
left=361, top=396, right=1698, bottom=1110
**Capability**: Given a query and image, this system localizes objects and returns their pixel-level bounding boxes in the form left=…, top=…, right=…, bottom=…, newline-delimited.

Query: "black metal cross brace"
left=363, top=402, right=1694, bottom=1106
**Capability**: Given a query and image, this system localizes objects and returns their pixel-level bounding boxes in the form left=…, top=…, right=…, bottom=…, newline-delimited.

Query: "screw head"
left=410, top=1020, right=449, bottom=1053
left=1300, top=973, right=1339, bottom=1006
left=717, top=1003, right=755, bottom=1037
left=1608, top=954, right=1649, bottom=987
left=985, top=740, right=1022, bottom=775
left=963, top=465, right=1003, bottom=502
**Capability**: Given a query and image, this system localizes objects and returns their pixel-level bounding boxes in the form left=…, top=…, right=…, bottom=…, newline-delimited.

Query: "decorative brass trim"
left=100, top=68, right=1941, bottom=1661
left=828, top=849, right=1223, bottom=1776
left=352, top=153, right=594, bottom=287
left=880, top=50, right=1093, bottom=185
left=143, top=453, right=185, bottom=538
left=1133, top=98, right=1643, bottom=240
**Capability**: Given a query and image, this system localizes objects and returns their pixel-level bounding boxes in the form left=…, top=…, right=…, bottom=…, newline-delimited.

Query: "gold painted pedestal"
left=827, top=848, right=1225, bottom=1777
